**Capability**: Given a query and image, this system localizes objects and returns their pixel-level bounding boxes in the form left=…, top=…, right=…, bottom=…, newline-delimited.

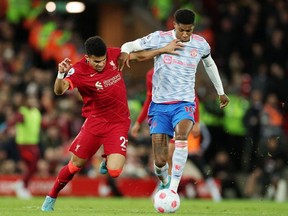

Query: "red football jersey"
left=65, top=48, right=130, bottom=122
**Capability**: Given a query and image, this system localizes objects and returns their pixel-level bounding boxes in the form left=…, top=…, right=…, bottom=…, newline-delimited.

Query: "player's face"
left=85, top=54, right=107, bottom=72
left=174, top=22, right=194, bottom=42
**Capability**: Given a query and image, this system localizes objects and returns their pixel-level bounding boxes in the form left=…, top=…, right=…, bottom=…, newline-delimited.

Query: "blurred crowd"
left=0, top=0, right=288, bottom=200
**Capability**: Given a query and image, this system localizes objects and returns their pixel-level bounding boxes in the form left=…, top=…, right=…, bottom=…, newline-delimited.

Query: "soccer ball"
left=153, top=189, right=180, bottom=213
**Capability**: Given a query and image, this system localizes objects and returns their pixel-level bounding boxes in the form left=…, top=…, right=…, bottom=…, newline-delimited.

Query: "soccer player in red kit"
left=41, top=36, right=183, bottom=211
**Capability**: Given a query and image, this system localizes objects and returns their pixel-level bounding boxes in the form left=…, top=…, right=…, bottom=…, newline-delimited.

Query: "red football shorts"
left=69, top=117, right=130, bottom=159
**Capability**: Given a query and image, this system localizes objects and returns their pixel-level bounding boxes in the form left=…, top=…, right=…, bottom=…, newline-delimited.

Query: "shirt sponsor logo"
left=103, top=74, right=121, bottom=87
left=163, top=55, right=172, bottom=64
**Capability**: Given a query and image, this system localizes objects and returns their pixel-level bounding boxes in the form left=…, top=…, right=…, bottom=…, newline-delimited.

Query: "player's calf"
left=108, top=169, right=123, bottom=178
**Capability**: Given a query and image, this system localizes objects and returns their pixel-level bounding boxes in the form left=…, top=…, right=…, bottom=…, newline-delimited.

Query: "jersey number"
left=184, top=106, right=194, bottom=113
left=120, top=136, right=127, bottom=150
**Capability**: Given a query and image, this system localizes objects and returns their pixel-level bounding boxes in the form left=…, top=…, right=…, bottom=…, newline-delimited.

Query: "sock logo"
left=174, top=164, right=181, bottom=171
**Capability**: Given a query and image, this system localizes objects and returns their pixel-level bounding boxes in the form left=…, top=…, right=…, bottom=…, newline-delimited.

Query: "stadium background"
left=0, top=0, right=288, bottom=201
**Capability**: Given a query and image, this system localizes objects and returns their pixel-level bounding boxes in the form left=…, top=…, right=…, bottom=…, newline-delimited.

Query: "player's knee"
left=68, top=161, right=82, bottom=174
left=108, top=169, right=122, bottom=178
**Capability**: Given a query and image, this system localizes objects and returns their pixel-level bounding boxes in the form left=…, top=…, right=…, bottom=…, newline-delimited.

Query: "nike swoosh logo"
left=90, top=73, right=97, bottom=77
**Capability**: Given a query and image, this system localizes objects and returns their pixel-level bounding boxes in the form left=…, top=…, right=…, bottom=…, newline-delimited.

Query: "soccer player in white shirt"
left=118, top=8, right=230, bottom=194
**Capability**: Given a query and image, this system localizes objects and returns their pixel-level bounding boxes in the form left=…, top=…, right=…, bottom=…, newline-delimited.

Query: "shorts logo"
left=174, top=164, right=181, bottom=171
left=75, top=144, right=80, bottom=152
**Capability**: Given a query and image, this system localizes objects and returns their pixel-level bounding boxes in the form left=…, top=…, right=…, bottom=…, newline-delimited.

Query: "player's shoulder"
left=107, top=47, right=121, bottom=54
left=73, top=57, right=87, bottom=69
left=158, top=30, right=174, bottom=37
left=107, top=47, right=121, bottom=59
left=192, top=34, right=208, bottom=43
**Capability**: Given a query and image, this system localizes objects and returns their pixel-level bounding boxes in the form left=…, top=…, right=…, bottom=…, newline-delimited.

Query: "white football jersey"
left=138, top=30, right=210, bottom=103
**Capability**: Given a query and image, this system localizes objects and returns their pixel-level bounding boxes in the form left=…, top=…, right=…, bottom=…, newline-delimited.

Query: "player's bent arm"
left=202, top=54, right=225, bottom=96
left=118, top=39, right=144, bottom=70
left=121, top=39, right=143, bottom=54
left=54, top=78, right=70, bottom=95
left=129, top=39, right=183, bottom=62
left=202, top=55, right=230, bottom=108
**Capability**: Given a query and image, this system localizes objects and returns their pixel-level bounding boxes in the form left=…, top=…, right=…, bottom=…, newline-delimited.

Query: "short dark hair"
left=84, top=36, right=107, bottom=57
left=174, top=9, right=195, bottom=25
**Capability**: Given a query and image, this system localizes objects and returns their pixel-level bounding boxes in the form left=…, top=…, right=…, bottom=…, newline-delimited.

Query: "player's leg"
left=106, top=153, right=125, bottom=178
left=41, top=154, right=86, bottom=211
left=169, top=102, right=195, bottom=193
left=42, top=128, right=101, bottom=211
left=99, top=159, right=108, bottom=174
left=170, top=119, right=193, bottom=192
left=152, top=133, right=171, bottom=189
left=148, top=102, right=174, bottom=189
left=14, top=145, right=40, bottom=199
left=168, top=138, right=175, bottom=175
left=100, top=121, right=130, bottom=178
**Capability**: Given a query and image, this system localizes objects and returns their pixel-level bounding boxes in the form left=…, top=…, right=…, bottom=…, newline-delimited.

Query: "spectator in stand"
left=11, top=94, right=42, bottom=199
left=244, top=135, right=288, bottom=202
left=243, top=89, right=264, bottom=172
left=258, top=93, right=285, bottom=148
left=211, top=150, right=243, bottom=198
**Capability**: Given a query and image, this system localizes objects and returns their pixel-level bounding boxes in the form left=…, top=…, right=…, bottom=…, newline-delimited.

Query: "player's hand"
left=130, top=122, right=141, bottom=138
left=58, top=58, right=72, bottom=73
left=118, top=52, right=130, bottom=71
left=162, top=39, right=184, bottom=55
left=219, top=94, right=230, bottom=109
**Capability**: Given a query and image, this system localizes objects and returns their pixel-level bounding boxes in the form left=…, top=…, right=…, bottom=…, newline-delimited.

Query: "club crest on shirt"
left=110, top=60, right=117, bottom=70
left=190, top=49, right=198, bottom=57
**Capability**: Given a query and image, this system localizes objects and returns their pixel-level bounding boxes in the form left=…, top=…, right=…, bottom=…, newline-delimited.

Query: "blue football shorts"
left=148, top=101, right=195, bottom=137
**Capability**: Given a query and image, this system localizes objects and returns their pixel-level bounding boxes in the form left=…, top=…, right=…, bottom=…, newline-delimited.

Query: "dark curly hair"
left=84, top=36, right=107, bottom=57
left=174, top=8, right=195, bottom=25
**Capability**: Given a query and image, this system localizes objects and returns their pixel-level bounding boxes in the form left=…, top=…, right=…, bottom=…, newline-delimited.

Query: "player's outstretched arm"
left=118, top=39, right=184, bottom=71
left=118, top=39, right=143, bottom=71
left=130, top=39, right=184, bottom=62
left=202, top=54, right=230, bottom=109
left=54, top=58, right=71, bottom=95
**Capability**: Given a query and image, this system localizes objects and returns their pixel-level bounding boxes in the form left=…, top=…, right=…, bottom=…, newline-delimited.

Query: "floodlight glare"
left=46, top=1, right=56, bottom=13
left=66, top=1, right=85, bottom=13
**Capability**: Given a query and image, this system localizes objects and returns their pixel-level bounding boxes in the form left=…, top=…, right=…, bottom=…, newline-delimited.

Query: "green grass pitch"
left=1, top=197, right=288, bottom=216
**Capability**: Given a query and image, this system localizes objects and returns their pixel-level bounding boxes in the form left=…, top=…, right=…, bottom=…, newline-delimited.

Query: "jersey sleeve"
left=138, top=31, right=162, bottom=50
left=65, top=67, right=78, bottom=90
left=201, top=38, right=211, bottom=58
